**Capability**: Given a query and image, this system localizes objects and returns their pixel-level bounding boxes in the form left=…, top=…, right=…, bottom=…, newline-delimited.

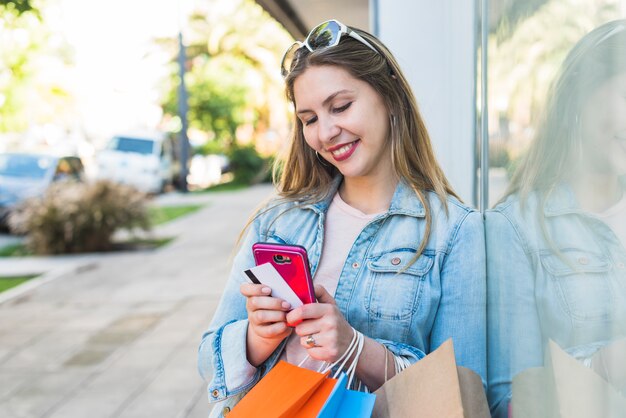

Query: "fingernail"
left=261, top=287, right=271, bottom=294
left=282, top=301, right=291, bottom=309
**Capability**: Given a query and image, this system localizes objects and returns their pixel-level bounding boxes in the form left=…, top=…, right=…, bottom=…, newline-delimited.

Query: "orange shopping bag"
left=229, top=360, right=334, bottom=418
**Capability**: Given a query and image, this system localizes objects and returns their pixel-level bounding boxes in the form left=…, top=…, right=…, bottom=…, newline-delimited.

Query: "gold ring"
left=305, top=334, right=317, bottom=347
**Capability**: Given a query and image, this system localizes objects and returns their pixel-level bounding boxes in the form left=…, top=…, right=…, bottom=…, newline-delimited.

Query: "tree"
left=488, top=0, right=620, bottom=158
left=159, top=0, right=292, bottom=156
left=0, top=0, right=37, bottom=16
left=0, top=0, right=74, bottom=134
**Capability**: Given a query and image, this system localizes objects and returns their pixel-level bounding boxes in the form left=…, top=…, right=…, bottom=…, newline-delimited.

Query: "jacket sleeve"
left=430, top=210, right=487, bottom=386
left=486, top=209, right=543, bottom=418
left=197, top=216, right=266, bottom=402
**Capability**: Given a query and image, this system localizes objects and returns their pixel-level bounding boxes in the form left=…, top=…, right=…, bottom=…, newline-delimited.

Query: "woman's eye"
left=304, top=116, right=318, bottom=126
left=332, top=102, right=352, bottom=113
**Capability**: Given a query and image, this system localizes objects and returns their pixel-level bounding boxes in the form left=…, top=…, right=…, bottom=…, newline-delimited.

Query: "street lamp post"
left=177, top=31, right=190, bottom=192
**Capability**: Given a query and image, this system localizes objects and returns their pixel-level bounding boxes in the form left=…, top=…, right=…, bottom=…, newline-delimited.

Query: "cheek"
left=301, top=128, right=318, bottom=150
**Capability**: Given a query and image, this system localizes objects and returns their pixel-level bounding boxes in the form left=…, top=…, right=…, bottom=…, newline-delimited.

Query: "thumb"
left=314, top=284, right=335, bottom=305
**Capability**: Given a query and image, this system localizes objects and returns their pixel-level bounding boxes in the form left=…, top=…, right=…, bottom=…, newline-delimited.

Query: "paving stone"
left=0, top=185, right=275, bottom=417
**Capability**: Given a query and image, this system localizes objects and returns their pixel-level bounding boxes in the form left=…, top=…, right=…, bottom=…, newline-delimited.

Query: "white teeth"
left=331, top=142, right=354, bottom=157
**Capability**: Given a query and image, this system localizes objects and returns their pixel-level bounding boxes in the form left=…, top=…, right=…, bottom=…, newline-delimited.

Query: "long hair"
left=279, top=28, right=457, bottom=207
left=274, top=26, right=458, bottom=259
left=504, top=19, right=626, bottom=206
left=238, top=25, right=458, bottom=262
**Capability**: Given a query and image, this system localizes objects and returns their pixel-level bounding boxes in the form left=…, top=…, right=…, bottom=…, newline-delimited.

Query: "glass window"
left=0, top=154, right=54, bottom=179
left=107, top=136, right=156, bottom=155
left=485, top=2, right=626, bottom=417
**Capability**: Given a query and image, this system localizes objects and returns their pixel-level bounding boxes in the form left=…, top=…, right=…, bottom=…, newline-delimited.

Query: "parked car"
left=186, top=153, right=231, bottom=190
left=95, top=131, right=181, bottom=194
left=0, top=153, right=85, bottom=229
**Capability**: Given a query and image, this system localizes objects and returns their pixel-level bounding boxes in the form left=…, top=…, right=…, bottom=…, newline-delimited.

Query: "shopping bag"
left=232, top=329, right=375, bottom=417
left=228, top=360, right=331, bottom=418
left=511, top=340, right=626, bottom=418
left=317, top=372, right=376, bottom=418
left=292, top=377, right=339, bottom=418
left=372, top=339, right=489, bottom=418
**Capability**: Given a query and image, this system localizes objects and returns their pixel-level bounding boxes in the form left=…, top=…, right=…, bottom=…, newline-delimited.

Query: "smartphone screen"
left=252, top=242, right=315, bottom=304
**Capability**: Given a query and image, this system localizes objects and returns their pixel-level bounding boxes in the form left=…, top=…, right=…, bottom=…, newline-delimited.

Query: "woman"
left=199, top=20, right=486, bottom=416
left=487, top=19, right=626, bottom=418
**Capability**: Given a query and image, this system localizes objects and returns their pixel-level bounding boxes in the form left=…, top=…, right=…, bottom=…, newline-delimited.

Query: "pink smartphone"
left=252, top=242, right=315, bottom=304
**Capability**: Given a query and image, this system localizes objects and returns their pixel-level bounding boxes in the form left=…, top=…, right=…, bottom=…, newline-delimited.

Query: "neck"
left=570, top=171, right=623, bottom=213
left=339, top=174, right=399, bottom=215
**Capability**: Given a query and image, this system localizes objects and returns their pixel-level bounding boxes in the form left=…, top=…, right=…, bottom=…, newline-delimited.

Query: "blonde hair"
left=273, top=26, right=458, bottom=256
left=239, top=25, right=458, bottom=262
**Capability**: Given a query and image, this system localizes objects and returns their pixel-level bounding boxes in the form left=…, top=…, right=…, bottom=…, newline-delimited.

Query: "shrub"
left=228, top=144, right=266, bottom=185
left=8, top=180, right=151, bottom=254
left=489, top=141, right=511, bottom=168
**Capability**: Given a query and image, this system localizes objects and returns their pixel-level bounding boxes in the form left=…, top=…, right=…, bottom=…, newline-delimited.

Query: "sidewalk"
left=0, top=184, right=275, bottom=418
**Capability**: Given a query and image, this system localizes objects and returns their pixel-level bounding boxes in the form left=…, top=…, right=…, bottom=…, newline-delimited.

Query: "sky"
left=45, top=0, right=195, bottom=145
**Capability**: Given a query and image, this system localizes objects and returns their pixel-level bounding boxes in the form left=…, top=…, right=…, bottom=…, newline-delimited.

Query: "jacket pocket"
left=364, top=249, right=434, bottom=331
left=540, top=249, right=612, bottom=321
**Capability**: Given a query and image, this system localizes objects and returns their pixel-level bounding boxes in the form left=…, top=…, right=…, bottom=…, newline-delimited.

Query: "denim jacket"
left=486, top=185, right=626, bottom=418
left=198, top=178, right=486, bottom=417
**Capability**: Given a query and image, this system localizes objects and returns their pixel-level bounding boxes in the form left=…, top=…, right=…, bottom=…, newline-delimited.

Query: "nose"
left=317, top=116, right=341, bottom=144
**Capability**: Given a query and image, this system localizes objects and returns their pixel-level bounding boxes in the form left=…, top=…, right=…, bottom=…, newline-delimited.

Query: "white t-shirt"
left=279, top=192, right=380, bottom=370
left=596, top=193, right=626, bottom=246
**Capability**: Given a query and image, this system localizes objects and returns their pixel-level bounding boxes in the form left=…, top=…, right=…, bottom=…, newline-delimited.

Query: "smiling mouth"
left=328, top=140, right=360, bottom=161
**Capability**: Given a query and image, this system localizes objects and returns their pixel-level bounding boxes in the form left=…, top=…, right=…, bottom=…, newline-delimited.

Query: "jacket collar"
left=543, top=183, right=581, bottom=217
left=307, top=176, right=426, bottom=218
left=544, top=177, right=626, bottom=217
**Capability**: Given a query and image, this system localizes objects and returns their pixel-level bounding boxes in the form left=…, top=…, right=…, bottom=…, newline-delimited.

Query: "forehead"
left=293, top=65, right=367, bottom=108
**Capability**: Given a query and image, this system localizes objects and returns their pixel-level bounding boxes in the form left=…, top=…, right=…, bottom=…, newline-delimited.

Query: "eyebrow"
left=296, top=89, right=354, bottom=115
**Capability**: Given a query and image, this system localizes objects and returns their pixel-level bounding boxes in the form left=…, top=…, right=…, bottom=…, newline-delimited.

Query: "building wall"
left=376, top=1, right=477, bottom=205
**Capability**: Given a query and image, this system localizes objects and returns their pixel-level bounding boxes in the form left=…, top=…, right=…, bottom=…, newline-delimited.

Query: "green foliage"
left=228, top=144, right=267, bottom=185
left=0, top=243, right=31, bottom=257
left=148, top=204, right=203, bottom=226
left=492, top=0, right=549, bottom=41
left=8, top=181, right=151, bottom=254
left=489, top=142, right=511, bottom=168
left=194, top=181, right=248, bottom=193
left=0, top=0, right=37, bottom=16
left=197, top=141, right=226, bottom=156
left=164, top=55, right=250, bottom=147
left=0, top=275, right=35, bottom=293
left=0, top=0, right=72, bottom=133
left=489, top=0, right=619, bottom=128
left=160, top=0, right=292, bottom=157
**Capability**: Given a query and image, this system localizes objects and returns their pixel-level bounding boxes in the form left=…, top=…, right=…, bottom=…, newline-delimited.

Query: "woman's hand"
left=240, top=283, right=293, bottom=366
left=286, top=284, right=354, bottom=363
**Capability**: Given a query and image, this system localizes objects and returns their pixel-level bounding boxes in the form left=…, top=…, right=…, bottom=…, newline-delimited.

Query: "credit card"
left=244, top=263, right=304, bottom=309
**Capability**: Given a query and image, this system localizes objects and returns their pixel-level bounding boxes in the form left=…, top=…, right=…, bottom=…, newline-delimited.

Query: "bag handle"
left=321, top=327, right=359, bottom=375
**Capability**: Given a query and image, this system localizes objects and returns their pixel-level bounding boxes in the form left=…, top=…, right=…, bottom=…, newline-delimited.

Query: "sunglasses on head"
left=281, top=19, right=379, bottom=78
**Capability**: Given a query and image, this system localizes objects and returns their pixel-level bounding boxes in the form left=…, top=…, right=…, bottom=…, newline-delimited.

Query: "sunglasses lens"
left=307, top=20, right=342, bottom=49
left=281, top=42, right=303, bottom=77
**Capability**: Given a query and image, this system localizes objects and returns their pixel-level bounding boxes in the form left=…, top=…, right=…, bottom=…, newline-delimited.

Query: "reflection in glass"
left=487, top=19, right=626, bottom=417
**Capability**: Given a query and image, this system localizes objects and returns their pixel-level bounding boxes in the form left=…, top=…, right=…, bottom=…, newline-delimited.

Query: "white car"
left=96, top=132, right=180, bottom=194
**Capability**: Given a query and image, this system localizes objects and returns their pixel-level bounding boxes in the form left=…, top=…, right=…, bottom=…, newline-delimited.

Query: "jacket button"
left=223, top=407, right=231, bottom=415
left=578, top=257, right=589, bottom=265
left=352, top=262, right=359, bottom=268
left=211, top=389, right=219, bottom=398
left=391, top=257, right=401, bottom=265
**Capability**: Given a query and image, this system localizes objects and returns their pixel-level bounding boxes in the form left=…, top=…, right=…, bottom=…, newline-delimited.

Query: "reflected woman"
left=487, top=19, right=626, bottom=417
